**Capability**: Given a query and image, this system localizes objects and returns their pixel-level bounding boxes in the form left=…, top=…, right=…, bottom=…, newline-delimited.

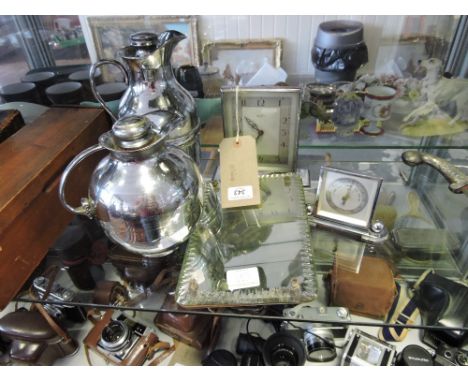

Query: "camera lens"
left=456, top=351, right=468, bottom=366
left=271, top=344, right=299, bottom=366
left=100, top=320, right=131, bottom=352
left=304, top=328, right=337, bottom=362
left=263, top=332, right=306, bottom=366
left=236, top=333, right=265, bottom=355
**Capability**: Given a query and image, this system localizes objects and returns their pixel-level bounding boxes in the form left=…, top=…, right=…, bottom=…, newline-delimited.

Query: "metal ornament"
left=59, top=115, right=203, bottom=257
left=311, top=166, right=387, bottom=243
left=90, top=31, right=201, bottom=162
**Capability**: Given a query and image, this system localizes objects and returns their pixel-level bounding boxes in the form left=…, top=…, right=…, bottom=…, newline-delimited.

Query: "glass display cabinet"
left=11, top=109, right=467, bottom=366
left=2, top=15, right=467, bottom=367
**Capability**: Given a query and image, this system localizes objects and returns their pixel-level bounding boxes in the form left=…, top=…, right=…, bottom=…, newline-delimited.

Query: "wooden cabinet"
left=0, top=107, right=110, bottom=309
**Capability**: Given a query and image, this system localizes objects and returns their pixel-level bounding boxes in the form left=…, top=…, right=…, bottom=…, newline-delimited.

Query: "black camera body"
left=414, top=272, right=468, bottom=349
left=32, top=276, right=86, bottom=323
left=433, top=344, right=468, bottom=366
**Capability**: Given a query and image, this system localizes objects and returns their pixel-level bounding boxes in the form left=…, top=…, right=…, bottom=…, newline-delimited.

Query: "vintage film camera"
left=414, top=271, right=468, bottom=349
left=84, top=310, right=162, bottom=366
left=433, top=343, right=468, bottom=366
left=274, top=303, right=351, bottom=363
left=32, top=276, right=86, bottom=323
left=341, top=329, right=396, bottom=366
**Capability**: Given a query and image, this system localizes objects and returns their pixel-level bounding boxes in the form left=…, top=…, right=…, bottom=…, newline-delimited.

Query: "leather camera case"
left=84, top=309, right=160, bottom=366
left=0, top=308, right=78, bottom=365
left=154, top=294, right=214, bottom=349
left=414, top=272, right=468, bottom=348
left=330, top=256, right=396, bottom=319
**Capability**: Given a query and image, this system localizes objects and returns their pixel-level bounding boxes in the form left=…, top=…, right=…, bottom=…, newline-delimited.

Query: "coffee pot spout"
left=158, top=30, right=186, bottom=47
left=156, top=30, right=186, bottom=61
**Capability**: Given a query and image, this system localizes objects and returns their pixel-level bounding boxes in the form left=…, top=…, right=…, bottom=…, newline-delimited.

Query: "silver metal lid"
left=129, top=32, right=158, bottom=47
left=112, top=115, right=157, bottom=149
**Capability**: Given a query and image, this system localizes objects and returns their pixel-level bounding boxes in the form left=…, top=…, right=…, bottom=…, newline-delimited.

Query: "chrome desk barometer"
left=310, top=167, right=388, bottom=243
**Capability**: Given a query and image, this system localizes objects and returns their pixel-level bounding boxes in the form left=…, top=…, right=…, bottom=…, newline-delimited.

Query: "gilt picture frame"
left=201, top=39, right=282, bottom=84
left=85, top=15, right=200, bottom=67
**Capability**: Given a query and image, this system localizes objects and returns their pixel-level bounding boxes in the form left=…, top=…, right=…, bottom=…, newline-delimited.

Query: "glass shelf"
left=298, top=117, right=468, bottom=149
left=13, top=256, right=468, bottom=332
left=13, top=157, right=468, bottom=332
left=199, top=111, right=468, bottom=151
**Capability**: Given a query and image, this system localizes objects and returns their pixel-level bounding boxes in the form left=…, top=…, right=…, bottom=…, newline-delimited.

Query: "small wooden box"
left=0, top=107, right=110, bottom=309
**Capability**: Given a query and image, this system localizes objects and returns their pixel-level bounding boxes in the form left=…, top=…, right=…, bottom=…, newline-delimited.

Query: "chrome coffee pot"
left=59, top=115, right=203, bottom=257
left=90, top=31, right=200, bottom=163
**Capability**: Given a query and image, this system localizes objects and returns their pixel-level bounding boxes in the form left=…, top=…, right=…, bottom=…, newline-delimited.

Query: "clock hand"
left=244, top=116, right=264, bottom=140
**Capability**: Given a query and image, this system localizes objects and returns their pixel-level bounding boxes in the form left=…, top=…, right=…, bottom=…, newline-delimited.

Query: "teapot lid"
left=100, top=115, right=165, bottom=153
left=130, top=32, right=158, bottom=47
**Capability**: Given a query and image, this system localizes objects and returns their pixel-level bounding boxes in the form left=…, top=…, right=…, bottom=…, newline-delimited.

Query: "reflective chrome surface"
left=90, top=31, right=200, bottom=162
left=59, top=116, right=203, bottom=257
left=402, top=151, right=468, bottom=196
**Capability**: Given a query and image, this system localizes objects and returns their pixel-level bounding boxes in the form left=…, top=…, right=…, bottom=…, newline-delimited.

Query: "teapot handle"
left=59, top=144, right=106, bottom=218
left=90, top=59, right=129, bottom=121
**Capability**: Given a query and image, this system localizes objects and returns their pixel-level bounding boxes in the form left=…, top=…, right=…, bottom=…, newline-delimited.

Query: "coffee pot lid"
left=100, top=115, right=165, bottom=152
left=130, top=32, right=158, bottom=47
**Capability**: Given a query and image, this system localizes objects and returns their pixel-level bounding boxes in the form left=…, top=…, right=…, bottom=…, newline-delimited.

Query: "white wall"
left=81, top=15, right=457, bottom=75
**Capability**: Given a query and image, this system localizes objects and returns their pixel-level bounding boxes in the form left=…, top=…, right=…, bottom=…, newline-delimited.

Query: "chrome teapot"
left=59, top=115, right=203, bottom=257
left=90, top=31, right=200, bottom=163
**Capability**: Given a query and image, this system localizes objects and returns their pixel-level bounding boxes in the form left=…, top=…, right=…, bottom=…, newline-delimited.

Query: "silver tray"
left=175, top=173, right=318, bottom=308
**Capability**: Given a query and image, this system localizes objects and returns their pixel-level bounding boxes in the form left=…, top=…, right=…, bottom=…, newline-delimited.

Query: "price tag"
left=227, top=185, right=253, bottom=201
left=219, top=135, right=261, bottom=208
left=226, top=267, right=260, bottom=291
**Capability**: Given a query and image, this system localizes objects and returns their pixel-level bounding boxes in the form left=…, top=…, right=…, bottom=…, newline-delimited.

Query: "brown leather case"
left=0, top=308, right=78, bottom=365
left=108, top=246, right=168, bottom=290
left=330, top=256, right=396, bottom=319
left=83, top=309, right=113, bottom=351
left=120, top=332, right=159, bottom=366
left=92, top=281, right=128, bottom=305
left=154, top=294, right=214, bottom=349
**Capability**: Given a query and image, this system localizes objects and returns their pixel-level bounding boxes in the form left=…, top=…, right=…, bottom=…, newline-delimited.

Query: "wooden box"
left=0, top=107, right=110, bottom=309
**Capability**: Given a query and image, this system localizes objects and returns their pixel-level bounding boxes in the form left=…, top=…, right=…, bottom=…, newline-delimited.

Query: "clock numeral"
left=257, top=99, right=265, bottom=107
left=241, top=99, right=246, bottom=106
left=282, top=116, right=290, bottom=124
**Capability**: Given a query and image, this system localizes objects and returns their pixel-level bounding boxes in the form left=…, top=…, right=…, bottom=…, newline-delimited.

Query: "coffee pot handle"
left=90, top=59, right=129, bottom=121
left=59, top=144, right=106, bottom=218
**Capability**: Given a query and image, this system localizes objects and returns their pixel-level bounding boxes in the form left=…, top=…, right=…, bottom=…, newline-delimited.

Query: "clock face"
left=221, top=87, right=301, bottom=172
left=316, top=167, right=382, bottom=229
